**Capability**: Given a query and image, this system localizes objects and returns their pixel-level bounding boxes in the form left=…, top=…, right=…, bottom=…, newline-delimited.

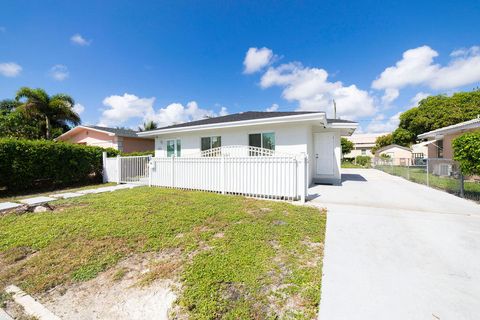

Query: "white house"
left=138, top=111, right=357, bottom=185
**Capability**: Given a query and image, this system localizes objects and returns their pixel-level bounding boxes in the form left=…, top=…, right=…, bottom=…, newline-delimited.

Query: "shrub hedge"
left=120, top=150, right=154, bottom=157
left=453, top=131, right=480, bottom=175
left=0, top=139, right=119, bottom=192
left=355, top=155, right=372, bottom=167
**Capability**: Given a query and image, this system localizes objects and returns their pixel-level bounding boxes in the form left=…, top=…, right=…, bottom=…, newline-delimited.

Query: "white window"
left=166, top=139, right=181, bottom=157
left=201, top=136, right=221, bottom=151
left=248, top=132, right=275, bottom=150
left=361, top=149, right=366, bottom=156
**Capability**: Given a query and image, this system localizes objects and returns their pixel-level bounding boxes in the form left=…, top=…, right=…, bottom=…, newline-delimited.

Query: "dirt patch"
left=38, top=252, right=180, bottom=320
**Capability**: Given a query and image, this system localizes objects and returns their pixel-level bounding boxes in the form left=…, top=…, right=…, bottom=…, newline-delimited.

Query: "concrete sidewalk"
left=310, top=169, right=480, bottom=320
left=0, top=184, right=140, bottom=212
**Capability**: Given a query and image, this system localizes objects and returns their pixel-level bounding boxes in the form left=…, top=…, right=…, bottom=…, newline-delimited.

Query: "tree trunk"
left=45, top=115, right=51, bottom=139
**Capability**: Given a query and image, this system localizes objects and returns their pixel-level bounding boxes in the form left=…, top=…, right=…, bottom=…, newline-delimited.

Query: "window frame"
left=248, top=132, right=275, bottom=150
left=200, top=136, right=222, bottom=151
left=166, top=138, right=181, bottom=157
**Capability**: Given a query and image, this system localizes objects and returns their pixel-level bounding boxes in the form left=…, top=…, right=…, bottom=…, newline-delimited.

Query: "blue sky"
left=1, top=0, right=479, bottom=132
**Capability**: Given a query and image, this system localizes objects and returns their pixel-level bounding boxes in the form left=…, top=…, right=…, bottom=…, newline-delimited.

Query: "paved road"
left=310, top=169, right=480, bottom=320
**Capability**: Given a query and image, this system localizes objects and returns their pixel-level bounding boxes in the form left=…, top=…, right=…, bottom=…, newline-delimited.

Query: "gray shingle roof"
left=83, top=125, right=139, bottom=138
left=326, top=118, right=357, bottom=124
left=146, top=111, right=324, bottom=132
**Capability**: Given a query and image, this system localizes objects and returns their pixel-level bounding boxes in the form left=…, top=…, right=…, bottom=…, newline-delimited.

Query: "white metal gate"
left=103, top=153, right=151, bottom=184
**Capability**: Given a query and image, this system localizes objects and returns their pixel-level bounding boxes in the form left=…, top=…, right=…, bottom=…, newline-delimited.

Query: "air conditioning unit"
left=433, top=163, right=452, bottom=176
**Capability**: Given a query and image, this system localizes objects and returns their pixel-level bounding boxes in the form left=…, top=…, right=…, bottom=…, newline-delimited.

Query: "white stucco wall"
left=153, top=122, right=343, bottom=185
left=154, top=123, right=310, bottom=157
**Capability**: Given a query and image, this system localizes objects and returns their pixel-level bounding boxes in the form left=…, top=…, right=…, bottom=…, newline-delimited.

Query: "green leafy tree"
left=391, top=127, right=415, bottom=146
left=371, top=134, right=393, bottom=154
left=0, top=99, right=44, bottom=139
left=398, top=90, right=480, bottom=142
left=15, top=87, right=80, bottom=139
left=341, top=137, right=354, bottom=155
left=452, top=131, right=480, bottom=175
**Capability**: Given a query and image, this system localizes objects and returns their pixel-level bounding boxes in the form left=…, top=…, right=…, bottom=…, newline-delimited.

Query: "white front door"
left=314, top=132, right=335, bottom=175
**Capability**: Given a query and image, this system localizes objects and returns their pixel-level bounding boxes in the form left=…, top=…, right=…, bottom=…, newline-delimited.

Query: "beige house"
left=56, top=125, right=154, bottom=153
left=375, top=144, right=412, bottom=165
left=417, top=117, right=480, bottom=159
left=344, top=132, right=389, bottom=158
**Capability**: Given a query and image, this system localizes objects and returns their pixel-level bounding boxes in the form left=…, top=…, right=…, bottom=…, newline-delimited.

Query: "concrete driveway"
left=311, top=169, right=480, bottom=320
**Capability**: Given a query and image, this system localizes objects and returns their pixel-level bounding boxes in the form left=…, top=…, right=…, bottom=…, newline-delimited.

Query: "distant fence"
left=103, top=146, right=308, bottom=202
left=373, top=157, right=480, bottom=202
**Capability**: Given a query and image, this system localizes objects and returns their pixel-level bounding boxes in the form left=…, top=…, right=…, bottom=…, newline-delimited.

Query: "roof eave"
left=138, top=112, right=327, bottom=137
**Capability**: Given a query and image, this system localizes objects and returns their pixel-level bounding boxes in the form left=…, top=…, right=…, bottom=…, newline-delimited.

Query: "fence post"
left=460, top=174, right=465, bottom=198
left=407, top=158, right=410, bottom=180
left=102, top=152, right=107, bottom=183
left=221, top=155, right=226, bottom=194
left=116, top=155, right=121, bottom=184
left=148, top=159, right=152, bottom=187
left=171, top=156, right=175, bottom=187
left=426, top=158, right=429, bottom=187
left=299, top=153, right=307, bottom=203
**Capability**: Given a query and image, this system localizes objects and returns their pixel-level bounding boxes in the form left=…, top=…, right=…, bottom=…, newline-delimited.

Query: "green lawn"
left=341, top=162, right=366, bottom=169
left=0, top=187, right=326, bottom=319
left=376, top=165, right=480, bottom=200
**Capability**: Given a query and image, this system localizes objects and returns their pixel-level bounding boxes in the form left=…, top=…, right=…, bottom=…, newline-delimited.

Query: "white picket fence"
left=103, top=146, right=307, bottom=202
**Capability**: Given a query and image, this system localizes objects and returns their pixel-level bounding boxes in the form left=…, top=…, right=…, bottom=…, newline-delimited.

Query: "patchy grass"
left=0, top=187, right=326, bottom=319
left=341, top=161, right=366, bottom=168
left=0, top=182, right=117, bottom=203
left=376, top=165, right=480, bottom=201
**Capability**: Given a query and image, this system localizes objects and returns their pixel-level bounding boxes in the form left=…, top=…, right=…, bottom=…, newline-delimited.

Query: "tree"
left=0, top=99, right=44, bottom=139
left=341, top=137, right=354, bottom=156
left=371, top=134, right=393, bottom=154
left=138, top=120, right=158, bottom=131
left=15, top=87, right=80, bottom=139
left=398, top=90, right=480, bottom=142
left=391, top=128, right=415, bottom=146
left=452, top=132, right=480, bottom=175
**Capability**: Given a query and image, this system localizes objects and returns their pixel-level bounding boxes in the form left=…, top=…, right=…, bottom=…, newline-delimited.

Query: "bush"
left=355, top=155, right=371, bottom=167
left=120, top=150, right=154, bottom=157
left=453, top=131, right=480, bottom=175
left=0, top=139, right=119, bottom=192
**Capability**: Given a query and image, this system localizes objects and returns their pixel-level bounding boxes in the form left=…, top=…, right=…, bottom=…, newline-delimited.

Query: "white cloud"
left=381, top=88, right=399, bottom=105
left=70, top=33, right=91, bottom=46
left=243, top=47, right=274, bottom=74
left=98, top=93, right=228, bottom=128
left=260, top=61, right=376, bottom=119
left=49, top=65, right=69, bottom=81
left=266, top=103, right=279, bottom=112
left=410, top=92, right=430, bottom=107
left=366, top=112, right=401, bottom=133
left=372, top=45, right=480, bottom=102
left=73, top=103, right=85, bottom=115
left=218, top=106, right=229, bottom=116
left=0, top=62, right=22, bottom=77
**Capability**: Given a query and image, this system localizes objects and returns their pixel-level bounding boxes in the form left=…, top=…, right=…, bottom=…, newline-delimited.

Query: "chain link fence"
left=373, top=157, right=480, bottom=202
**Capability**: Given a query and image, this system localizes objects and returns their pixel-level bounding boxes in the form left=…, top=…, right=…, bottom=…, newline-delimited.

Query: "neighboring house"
left=138, top=111, right=358, bottom=185
left=375, top=144, right=412, bottom=165
left=411, top=140, right=434, bottom=158
left=56, top=125, right=154, bottom=153
left=344, top=132, right=389, bottom=158
left=417, top=117, right=480, bottom=159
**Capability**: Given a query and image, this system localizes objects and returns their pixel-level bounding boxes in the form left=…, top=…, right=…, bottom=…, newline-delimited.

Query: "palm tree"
left=15, top=87, right=80, bottom=139
left=139, top=120, right=158, bottom=131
